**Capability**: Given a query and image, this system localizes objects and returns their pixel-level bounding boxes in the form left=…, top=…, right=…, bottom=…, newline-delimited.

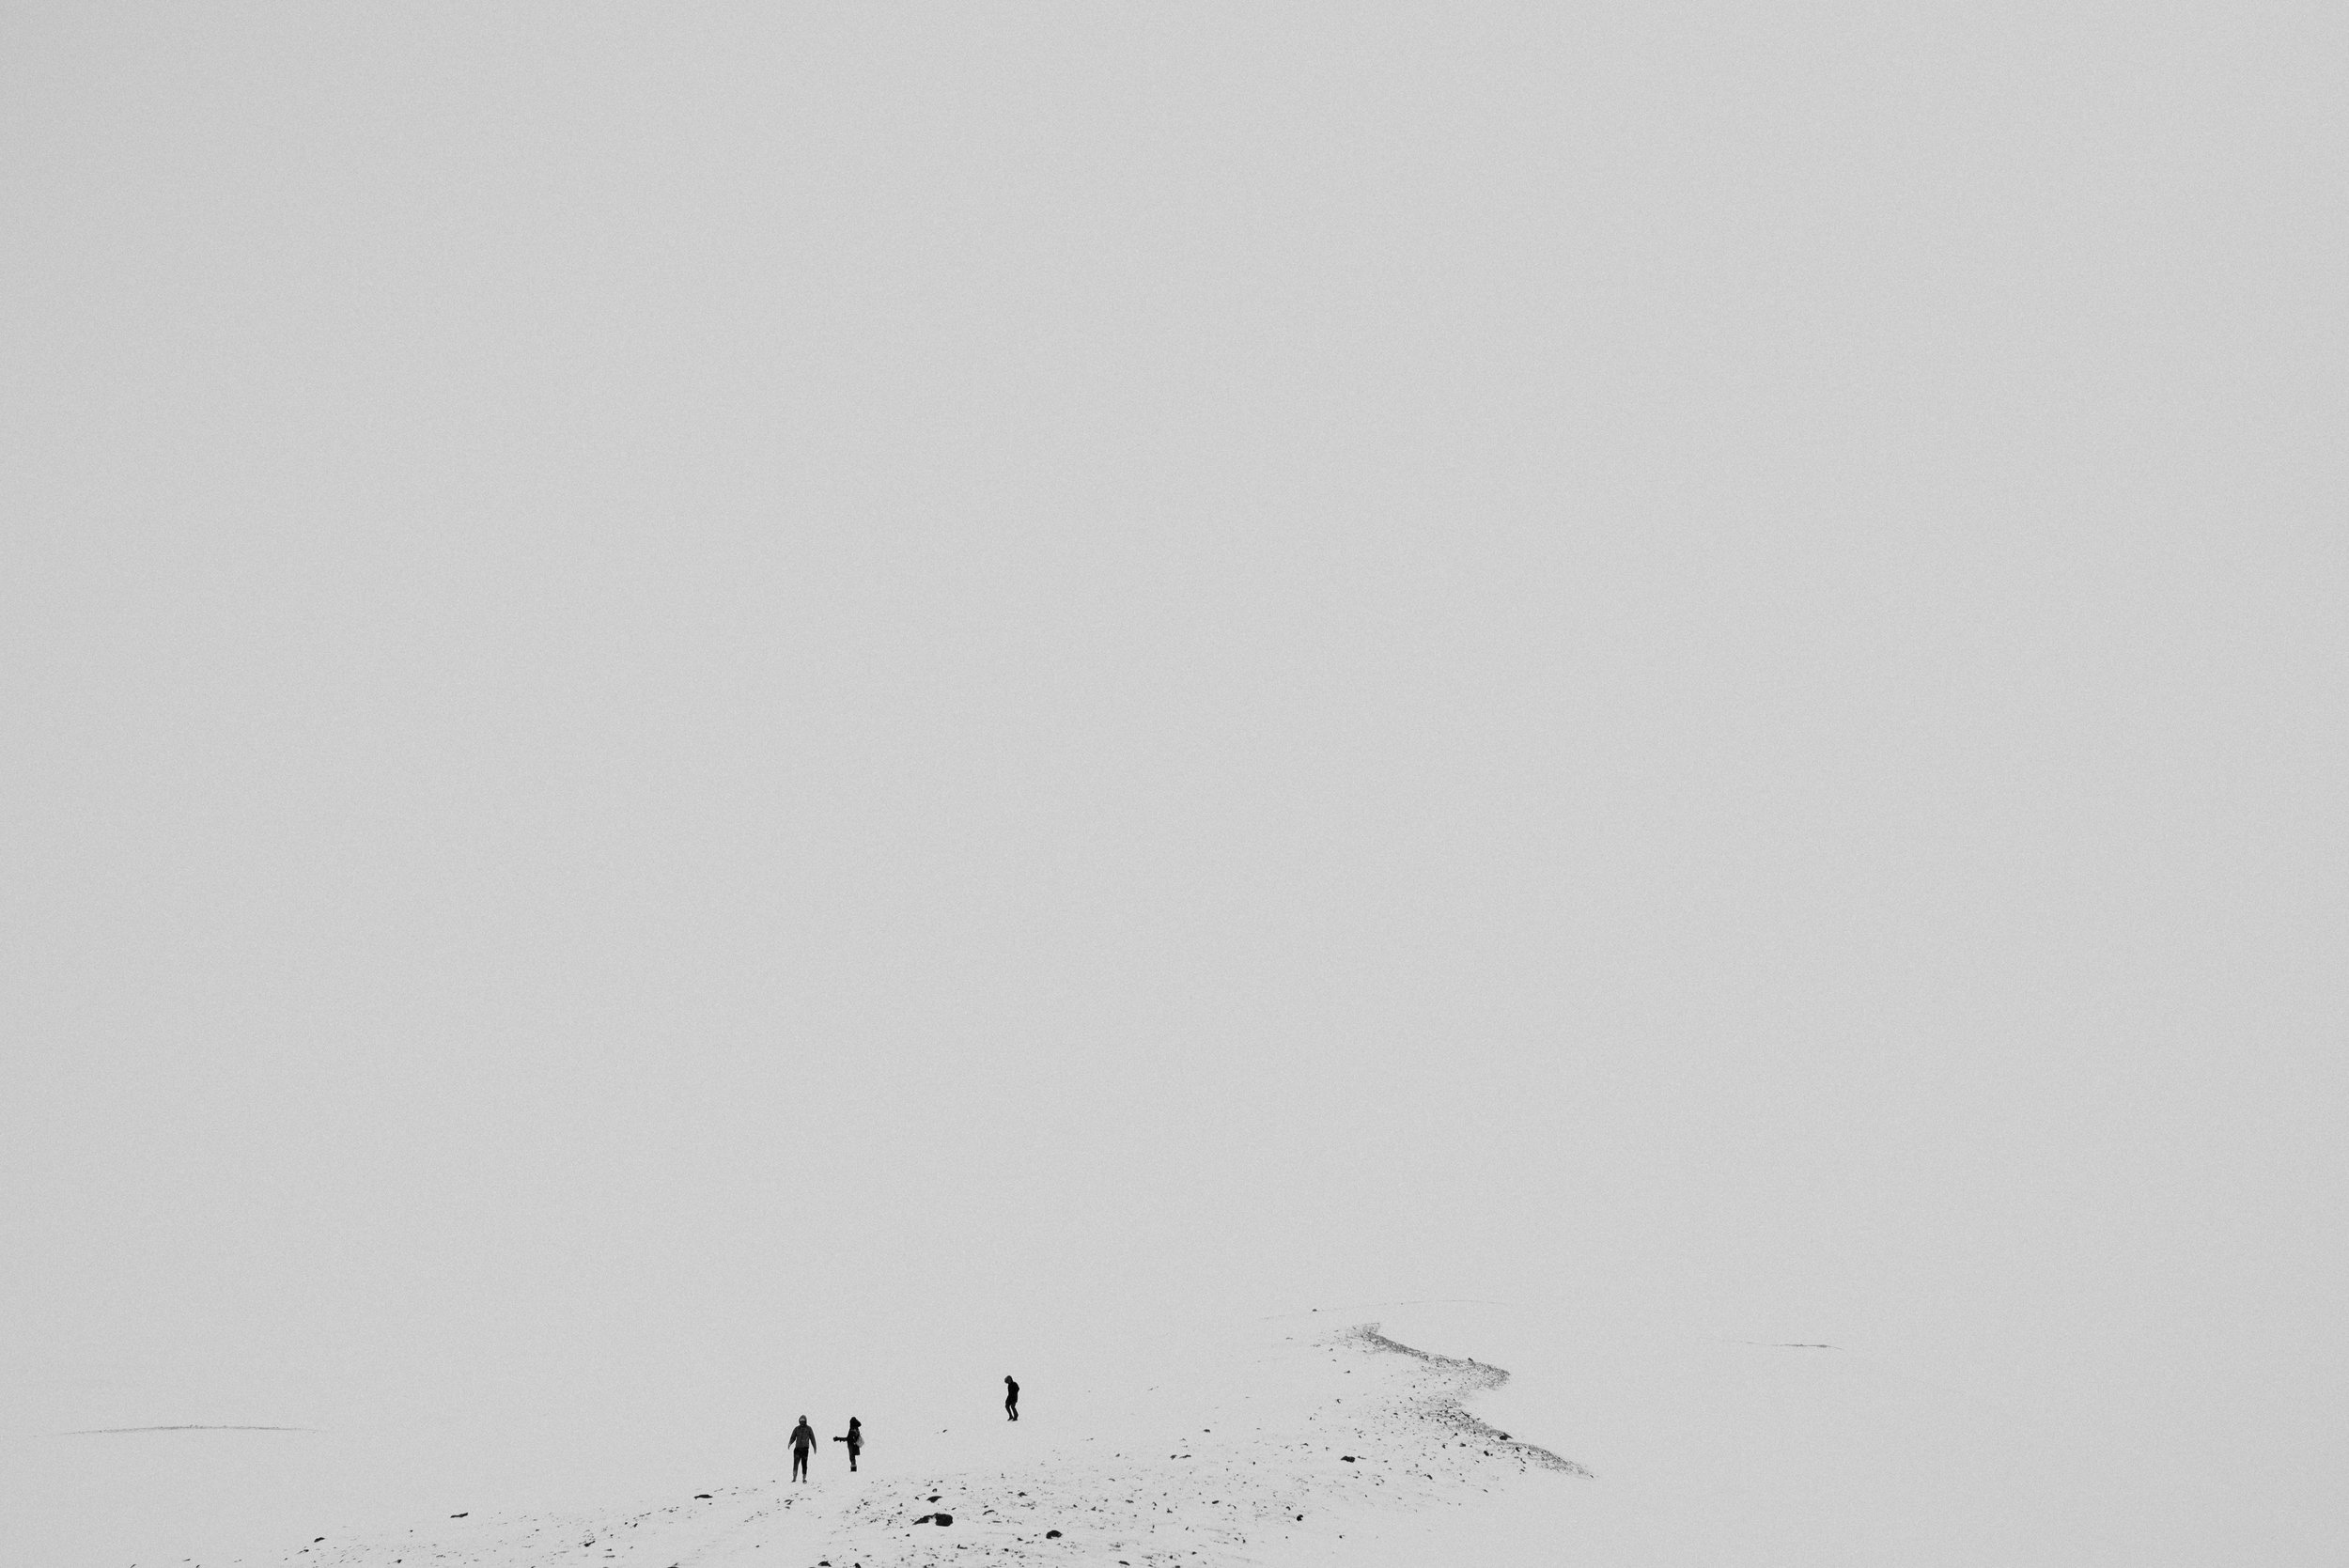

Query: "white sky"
left=4, top=5, right=2342, bottom=1563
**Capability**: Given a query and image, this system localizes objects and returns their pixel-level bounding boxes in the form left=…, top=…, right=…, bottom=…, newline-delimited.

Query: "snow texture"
left=278, top=1321, right=1580, bottom=1568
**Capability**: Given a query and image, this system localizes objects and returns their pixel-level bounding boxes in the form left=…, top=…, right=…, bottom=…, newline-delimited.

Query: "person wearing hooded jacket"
left=832, top=1416, right=864, bottom=1471
left=788, top=1415, right=817, bottom=1481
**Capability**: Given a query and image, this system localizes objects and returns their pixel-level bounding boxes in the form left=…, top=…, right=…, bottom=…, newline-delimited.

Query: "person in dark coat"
left=789, top=1415, right=817, bottom=1481
left=832, top=1416, right=863, bottom=1471
left=1003, top=1375, right=1019, bottom=1421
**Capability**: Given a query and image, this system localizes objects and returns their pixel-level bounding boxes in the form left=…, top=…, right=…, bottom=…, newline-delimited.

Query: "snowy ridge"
left=283, top=1320, right=1579, bottom=1568
left=1344, top=1324, right=1592, bottom=1478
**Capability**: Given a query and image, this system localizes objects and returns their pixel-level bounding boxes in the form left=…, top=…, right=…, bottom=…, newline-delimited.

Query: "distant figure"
left=1004, top=1375, right=1019, bottom=1421
left=832, top=1416, right=863, bottom=1472
left=789, top=1415, right=817, bottom=1482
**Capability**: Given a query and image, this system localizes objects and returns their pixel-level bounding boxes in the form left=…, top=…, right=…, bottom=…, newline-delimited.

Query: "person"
left=1003, top=1375, right=1019, bottom=1421
left=789, top=1415, right=817, bottom=1482
left=832, top=1416, right=863, bottom=1472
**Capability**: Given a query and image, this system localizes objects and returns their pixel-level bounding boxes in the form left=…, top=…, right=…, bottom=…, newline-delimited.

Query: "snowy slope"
left=11, top=1302, right=2246, bottom=1568
left=271, top=1318, right=1584, bottom=1568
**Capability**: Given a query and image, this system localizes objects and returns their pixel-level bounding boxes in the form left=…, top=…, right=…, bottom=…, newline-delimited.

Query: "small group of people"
left=783, top=1377, right=1019, bottom=1483
left=786, top=1415, right=863, bottom=1480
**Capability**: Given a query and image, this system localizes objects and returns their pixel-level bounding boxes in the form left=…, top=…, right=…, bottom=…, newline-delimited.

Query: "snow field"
left=284, top=1320, right=1584, bottom=1568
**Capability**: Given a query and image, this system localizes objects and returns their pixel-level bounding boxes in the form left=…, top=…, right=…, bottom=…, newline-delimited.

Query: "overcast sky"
left=4, top=5, right=2342, bottom=1562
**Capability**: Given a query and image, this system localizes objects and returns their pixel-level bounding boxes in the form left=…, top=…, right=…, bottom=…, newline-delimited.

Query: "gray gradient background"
left=4, top=4, right=2342, bottom=1563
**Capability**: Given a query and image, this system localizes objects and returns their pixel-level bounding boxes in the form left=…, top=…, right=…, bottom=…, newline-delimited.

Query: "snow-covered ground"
left=21, top=1314, right=1581, bottom=1568
left=8, top=1302, right=2197, bottom=1568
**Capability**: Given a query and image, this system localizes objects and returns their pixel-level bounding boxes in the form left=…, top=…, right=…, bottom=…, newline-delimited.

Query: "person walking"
left=789, top=1415, right=817, bottom=1482
left=1003, top=1375, right=1019, bottom=1421
left=832, top=1416, right=863, bottom=1472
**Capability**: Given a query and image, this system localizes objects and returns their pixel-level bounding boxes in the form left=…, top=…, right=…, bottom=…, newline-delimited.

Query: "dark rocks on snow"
left=1045, top=1529, right=1062, bottom=1538
left=913, top=1513, right=954, bottom=1527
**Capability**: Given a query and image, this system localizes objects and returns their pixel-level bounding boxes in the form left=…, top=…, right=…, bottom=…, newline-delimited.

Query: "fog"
left=4, top=5, right=2341, bottom=1563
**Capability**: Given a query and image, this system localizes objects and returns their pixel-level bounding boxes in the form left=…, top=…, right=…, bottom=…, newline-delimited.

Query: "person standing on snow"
left=832, top=1416, right=863, bottom=1471
left=789, top=1415, right=818, bottom=1481
left=1003, top=1375, right=1019, bottom=1421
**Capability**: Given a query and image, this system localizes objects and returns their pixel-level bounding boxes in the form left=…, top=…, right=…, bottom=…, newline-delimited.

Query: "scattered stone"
left=1045, top=1529, right=1062, bottom=1538
left=694, top=1494, right=711, bottom=1499
left=911, top=1512, right=954, bottom=1526
left=450, top=1513, right=467, bottom=1518
left=1341, top=1455, right=1357, bottom=1462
